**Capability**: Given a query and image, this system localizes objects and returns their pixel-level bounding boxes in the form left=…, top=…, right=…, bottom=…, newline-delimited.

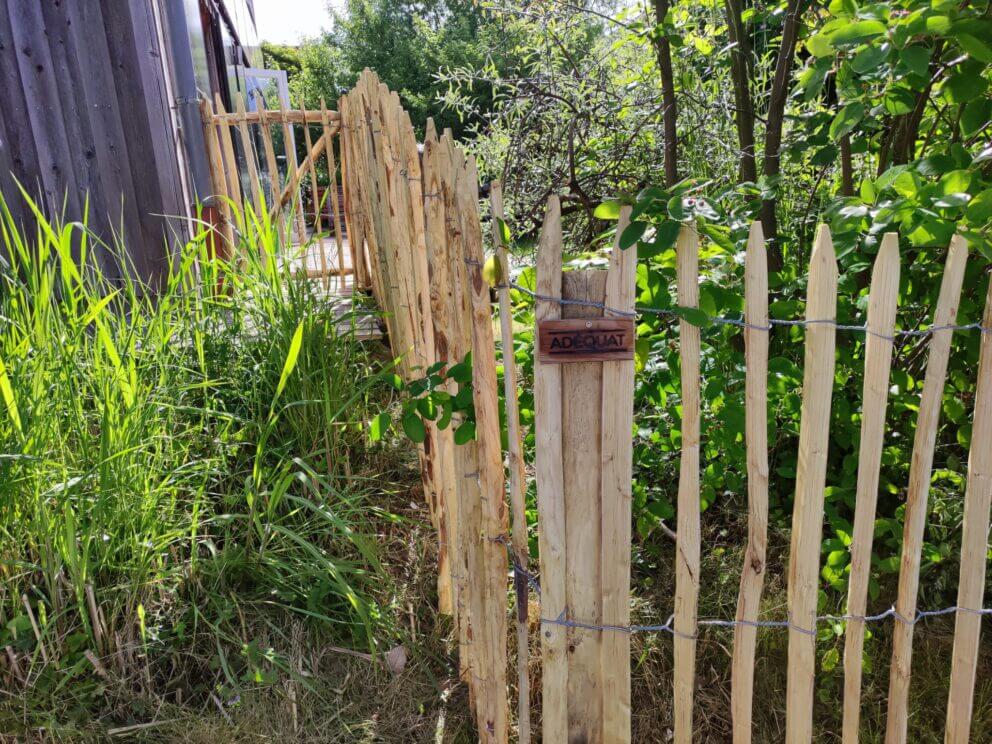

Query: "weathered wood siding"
left=0, top=0, right=186, bottom=285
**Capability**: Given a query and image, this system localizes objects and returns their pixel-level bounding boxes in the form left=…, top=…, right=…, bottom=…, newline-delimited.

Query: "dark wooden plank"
left=99, top=0, right=185, bottom=283
left=5, top=0, right=83, bottom=222
left=538, top=318, right=635, bottom=363
left=0, top=5, right=35, bottom=242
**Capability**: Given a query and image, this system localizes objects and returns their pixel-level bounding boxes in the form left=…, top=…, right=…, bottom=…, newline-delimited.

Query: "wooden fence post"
left=730, top=221, right=769, bottom=744
left=841, top=233, right=899, bottom=743
left=491, top=181, right=532, bottom=744
left=535, top=196, right=567, bottom=744
left=945, top=253, right=992, bottom=744
left=884, top=236, right=968, bottom=743
left=786, top=225, right=837, bottom=744
left=674, top=222, right=701, bottom=744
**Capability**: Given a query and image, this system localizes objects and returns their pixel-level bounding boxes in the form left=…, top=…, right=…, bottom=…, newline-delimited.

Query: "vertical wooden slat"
left=885, top=236, right=968, bottom=744
left=279, top=98, right=305, bottom=245
left=562, top=269, right=607, bottom=741
left=601, top=206, right=637, bottom=744
left=731, top=221, right=769, bottom=744
left=198, top=98, right=234, bottom=258
left=458, top=152, right=509, bottom=743
left=422, top=121, right=457, bottom=618
left=535, top=195, right=567, bottom=744
left=841, top=234, right=900, bottom=743
left=945, top=259, right=992, bottom=744
left=490, top=181, right=531, bottom=744
left=339, top=93, right=369, bottom=289
left=674, top=223, right=701, bottom=744
left=321, top=99, right=347, bottom=281
left=234, top=93, right=263, bottom=221
left=786, top=224, right=838, bottom=744
left=213, top=94, right=243, bottom=228
left=299, top=106, right=329, bottom=287
left=254, top=93, right=287, bottom=249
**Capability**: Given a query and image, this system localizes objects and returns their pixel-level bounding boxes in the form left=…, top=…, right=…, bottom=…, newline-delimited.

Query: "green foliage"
left=372, top=354, right=477, bottom=445
left=0, top=192, right=399, bottom=722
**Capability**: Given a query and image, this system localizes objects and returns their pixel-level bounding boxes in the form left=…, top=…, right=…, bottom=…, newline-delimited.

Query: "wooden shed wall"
left=0, top=0, right=186, bottom=285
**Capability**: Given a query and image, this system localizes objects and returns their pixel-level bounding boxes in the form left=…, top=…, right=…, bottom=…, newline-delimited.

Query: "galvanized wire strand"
left=495, top=280, right=991, bottom=340
left=491, top=536, right=991, bottom=639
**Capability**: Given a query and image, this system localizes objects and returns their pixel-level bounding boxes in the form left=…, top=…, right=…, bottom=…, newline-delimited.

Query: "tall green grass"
left=0, top=191, right=397, bottom=727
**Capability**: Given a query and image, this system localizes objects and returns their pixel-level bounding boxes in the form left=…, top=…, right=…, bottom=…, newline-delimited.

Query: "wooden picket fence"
left=199, top=91, right=371, bottom=287
left=333, top=70, right=990, bottom=743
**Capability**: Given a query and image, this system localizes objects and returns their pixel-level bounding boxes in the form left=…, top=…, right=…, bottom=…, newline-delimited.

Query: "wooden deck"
left=284, top=234, right=383, bottom=341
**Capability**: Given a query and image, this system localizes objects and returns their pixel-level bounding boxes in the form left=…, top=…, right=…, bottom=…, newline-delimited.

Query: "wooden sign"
left=538, top=318, right=635, bottom=363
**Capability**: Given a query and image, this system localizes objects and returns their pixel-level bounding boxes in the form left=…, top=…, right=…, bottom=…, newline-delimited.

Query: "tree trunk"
left=652, top=0, right=679, bottom=187
left=840, top=135, right=854, bottom=196
left=725, top=0, right=756, bottom=183
left=760, top=0, right=808, bottom=269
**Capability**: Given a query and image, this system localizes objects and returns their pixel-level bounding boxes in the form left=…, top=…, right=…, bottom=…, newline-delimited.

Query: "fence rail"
left=336, top=71, right=992, bottom=743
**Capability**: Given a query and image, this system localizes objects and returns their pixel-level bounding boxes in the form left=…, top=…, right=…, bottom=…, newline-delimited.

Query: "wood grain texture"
left=538, top=318, right=635, bottom=362
left=535, top=196, right=567, bottom=744
left=320, top=100, right=348, bottom=278
left=601, top=207, right=637, bottom=744
left=786, top=225, right=838, bottom=744
left=299, top=106, right=328, bottom=285
left=254, top=94, right=287, bottom=248
left=491, top=182, right=531, bottom=744
left=674, top=223, right=701, bottom=744
left=563, top=269, right=607, bottom=742
left=884, top=236, right=968, bottom=744
left=945, top=250, right=992, bottom=744
left=213, top=94, right=243, bottom=233
left=199, top=98, right=235, bottom=257
left=731, top=221, right=769, bottom=744
left=841, top=234, right=900, bottom=744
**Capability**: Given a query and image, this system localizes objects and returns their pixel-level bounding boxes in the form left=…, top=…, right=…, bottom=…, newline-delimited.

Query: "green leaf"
left=900, top=45, right=930, bottom=78
left=0, top=354, right=21, bottom=435
left=496, top=217, right=511, bottom=246
left=831, top=20, right=887, bottom=47
left=882, top=87, right=916, bottom=116
left=961, top=99, right=992, bottom=138
left=933, top=193, right=970, bottom=209
left=275, top=321, right=305, bottom=400
left=368, top=411, right=391, bottom=442
left=417, top=396, right=438, bottom=420
left=619, top=221, right=648, bottom=250
left=807, top=32, right=835, bottom=57
left=943, top=63, right=988, bottom=104
left=966, top=189, right=992, bottom=223
left=957, top=33, right=992, bottom=64
left=594, top=200, right=622, bottom=219
left=939, top=170, right=971, bottom=195
left=851, top=43, right=889, bottom=73
left=822, top=647, right=840, bottom=672
left=667, top=196, right=685, bottom=221
left=673, top=305, right=711, bottom=328
left=830, top=102, right=865, bottom=140
left=454, top=420, right=476, bottom=445
left=401, top=411, right=426, bottom=443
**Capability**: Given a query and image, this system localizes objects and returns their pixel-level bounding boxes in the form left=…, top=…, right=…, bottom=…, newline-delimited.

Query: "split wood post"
left=840, top=233, right=899, bottom=744
left=422, top=121, right=458, bottom=618
left=320, top=99, right=348, bottom=282
left=457, top=151, right=509, bottom=743
left=198, top=98, right=234, bottom=259
left=945, top=254, right=992, bottom=744
left=339, top=92, right=376, bottom=299
left=730, top=221, right=769, bottom=744
left=278, top=98, right=306, bottom=246
left=674, top=222, right=701, bottom=744
left=601, top=206, right=637, bottom=744
left=785, top=224, right=838, bottom=744
left=234, top=93, right=263, bottom=223
left=533, top=195, right=637, bottom=743
left=534, top=195, right=567, bottom=744
left=213, top=93, right=244, bottom=232
left=254, top=93, right=287, bottom=249
left=884, top=236, right=968, bottom=744
left=490, top=181, right=531, bottom=744
left=299, top=105, right=328, bottom=288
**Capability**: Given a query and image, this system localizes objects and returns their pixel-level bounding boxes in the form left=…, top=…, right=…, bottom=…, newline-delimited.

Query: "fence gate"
left=534, top=197, right=638, bottom=743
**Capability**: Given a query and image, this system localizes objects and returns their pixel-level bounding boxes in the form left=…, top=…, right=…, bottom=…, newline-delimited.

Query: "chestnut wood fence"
left=224, top=69, right=991, bottom=743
